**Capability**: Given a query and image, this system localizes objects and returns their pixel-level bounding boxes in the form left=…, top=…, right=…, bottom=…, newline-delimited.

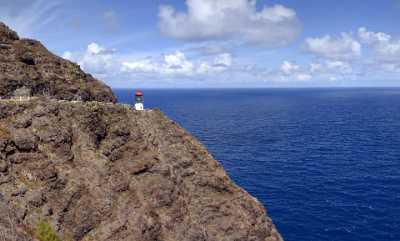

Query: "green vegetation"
left=35, top=221, right=62, bottom=241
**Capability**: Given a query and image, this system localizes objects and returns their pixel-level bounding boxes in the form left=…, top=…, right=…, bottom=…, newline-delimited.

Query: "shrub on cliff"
left=35, top=221, right=62, bottom=241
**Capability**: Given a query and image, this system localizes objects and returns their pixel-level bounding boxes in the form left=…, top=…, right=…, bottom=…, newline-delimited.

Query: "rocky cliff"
left=0, top=23, right=283, bottom=241
left=0, top=22, right=116, bottom=102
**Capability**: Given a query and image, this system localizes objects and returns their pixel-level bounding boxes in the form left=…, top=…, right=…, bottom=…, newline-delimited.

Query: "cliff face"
left=0, top=22, right=283, bottom=241
left=0, top=22, right=116, bottom=102
left=0, top=99, right=282, bottom=241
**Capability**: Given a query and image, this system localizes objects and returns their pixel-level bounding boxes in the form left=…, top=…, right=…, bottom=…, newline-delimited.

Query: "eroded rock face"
left=0, top=98, right=283, bottom=241
left=0, top=22, right=116, bottom=102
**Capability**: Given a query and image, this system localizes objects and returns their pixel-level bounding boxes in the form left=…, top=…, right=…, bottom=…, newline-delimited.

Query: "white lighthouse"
left=134, top=90, right=144, bottom=111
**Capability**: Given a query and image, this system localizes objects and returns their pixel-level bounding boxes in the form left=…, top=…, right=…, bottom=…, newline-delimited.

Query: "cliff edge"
left=0, top=23, right=283, bottom=241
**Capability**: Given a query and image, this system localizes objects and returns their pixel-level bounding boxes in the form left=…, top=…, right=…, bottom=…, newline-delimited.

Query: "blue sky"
left=1, top=0, right=400, bottom=88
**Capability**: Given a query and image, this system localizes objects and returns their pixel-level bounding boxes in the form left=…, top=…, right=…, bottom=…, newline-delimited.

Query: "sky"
left=1, top=0, right=400, bottom=88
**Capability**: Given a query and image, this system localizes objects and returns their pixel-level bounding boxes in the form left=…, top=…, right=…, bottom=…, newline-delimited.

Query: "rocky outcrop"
left=0, top=98, right=283, bottom=241
left=0, top=21, right=283, bottom=241
left=0, top=22, right=116, bottom=102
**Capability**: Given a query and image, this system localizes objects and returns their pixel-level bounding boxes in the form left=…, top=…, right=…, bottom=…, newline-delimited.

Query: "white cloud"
left=301, top=28, right=400, bottom=81
left=280, top=61, right=300, bottom=75
left=121, top=59, right=159, bottom=73
left=64, top=42, right=235, bottom=82
left=63, top=42, right=116, bottom=76
left=61, top=27, right=400, bottom=87
left=307, top=60, right=353, bottom=79
left=163, top=51, right=195, bottom=75
left=358, top=27, right=400, bottom=62
left=358, top=27, right=391, bottom=45
left=304, top=33, right=361, bottom=60
left=309, top=63, right=322, bottom=73
left=326, top=60, right=353, bottom=74
left=62, top=51, right=74, bottom=61
left=296, top=73, right=312, bottom=81
left=277, top=61, right=312, bottom=81
left=214, top=53, right=233, bottom=67
left=198, top=53, right=233, bottom=74
left=87, top=42, right=105, bottom=55
left=122, top=51, right=232, bottom=76
left=158, top=0, right=301, bottom=47
left=122, top=51, right=194, bottom=76
left=270, top=59, right=356, bottom=83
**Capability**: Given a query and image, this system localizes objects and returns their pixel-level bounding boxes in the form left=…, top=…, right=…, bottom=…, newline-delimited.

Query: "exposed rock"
left=0, top=98, right=283, bottom=241
left=0, top=22, right=19, bottom=43
left=8, top=153, right=42, bottom=164
left=12, top=129, right=38, bottom=151
left=28, top=191, right=45, bottom=207
left=42, top=205, right=53, bottom=216
left=0, top=22, right=116, bottom=102
left=13, top=86, right=32, bottom=98
left=0, top=21, right=283, bottom=241
left=0, top=159, right=7, bottom=172
left=11, top=186, right=27, bottom=197
left=0, top=197, right=33, bottom=241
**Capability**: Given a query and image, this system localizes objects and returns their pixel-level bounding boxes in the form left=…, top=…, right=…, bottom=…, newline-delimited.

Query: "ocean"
left=114, top=88, right=400, bottom=241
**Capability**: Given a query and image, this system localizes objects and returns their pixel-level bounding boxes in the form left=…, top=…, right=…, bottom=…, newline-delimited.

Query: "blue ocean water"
left=114, top=88, right=400, bottom=241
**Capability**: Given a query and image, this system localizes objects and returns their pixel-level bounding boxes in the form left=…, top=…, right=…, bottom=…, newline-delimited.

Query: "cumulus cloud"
left=87, top=42, right=105, bottom=55
left=64, top=42, right=236, bottom=82
left=164, top=51, right=194, bottom=73
left=277, top=61, right=312, bottom=81
left=280, top=61, right=300, bottom=75
left=198, top=53, right=233, bottom=74
left=214, top=53, right=233, bottom=67
left=61, top=27, right=400, bottom=86
left=158, top=0, right=301, bottom=47
left=358, top=27, right=391, bottom=45
left=121, top=52, right=194, bottom=76
left=307, top=60, right=353, bottom=78
left=266, top=59, right=358, bottom=83
left=325, top=60, right=353, bottom=74
left=358, top=27, right=400, bottom=62
left=301, top=27, right=400, bottom=80
left=63, top=42, right=116, bottom=76
left=309, top=63, right=322, bottom=73
left=120, top=58, right=158, bottom=73
left=295, top=73, right=312, bottom=81
left=122, top=51, right=232, bottom=76
left=304, top=33, right=361, bottom=60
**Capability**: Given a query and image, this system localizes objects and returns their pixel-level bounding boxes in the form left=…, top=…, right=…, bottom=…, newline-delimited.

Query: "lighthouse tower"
left=134, top=90, right=144, bottom=111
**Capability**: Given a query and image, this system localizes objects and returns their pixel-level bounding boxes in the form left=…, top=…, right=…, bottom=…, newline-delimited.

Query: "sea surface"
left=114, top=88, right=400, bottom=241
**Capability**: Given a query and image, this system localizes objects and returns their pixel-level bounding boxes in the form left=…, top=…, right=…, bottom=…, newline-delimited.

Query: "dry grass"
left=0, top=124, right=11, bottom=139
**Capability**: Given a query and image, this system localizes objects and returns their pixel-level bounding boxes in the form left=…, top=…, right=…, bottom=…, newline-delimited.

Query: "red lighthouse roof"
left=135, top=90, right=143, bottom=96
